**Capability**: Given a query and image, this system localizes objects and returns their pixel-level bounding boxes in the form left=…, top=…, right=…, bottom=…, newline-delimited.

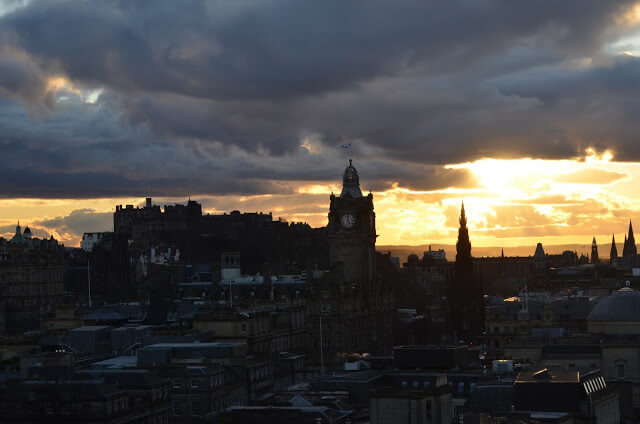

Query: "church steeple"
left=610, top=234, right=618, bottom=264
left=624, top=221, right=637, bottom=257
left=591, top=237, right=598, bottom=265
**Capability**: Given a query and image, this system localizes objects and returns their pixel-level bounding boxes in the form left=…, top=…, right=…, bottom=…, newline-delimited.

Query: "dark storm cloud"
left=0, top=92, right=468, bottom=197
left=0, top=53, right=53, bottom=109
left=3, top=0, right=632, bottom=98
left=1, top=0, right=640, bottom=198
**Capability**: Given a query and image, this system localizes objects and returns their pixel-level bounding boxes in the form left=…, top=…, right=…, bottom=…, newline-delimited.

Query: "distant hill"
left=377, top=243, right=603, bottom=266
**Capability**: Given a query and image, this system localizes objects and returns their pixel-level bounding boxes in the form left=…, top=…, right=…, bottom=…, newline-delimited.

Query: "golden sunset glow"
left=3, top=0, right=640, bottom=258
left=4, top=150, right=640, bottom=255
left=620, top=2, right=640, bottom=25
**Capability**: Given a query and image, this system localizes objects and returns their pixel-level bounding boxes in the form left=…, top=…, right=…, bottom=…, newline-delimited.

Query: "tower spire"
left=591, top=236, right=598, bottom=265
left=455, top=202, right=472, bottom=272
left=626, top=221, right=637, bottom=256
left=610, top=234, right=618, bottom=264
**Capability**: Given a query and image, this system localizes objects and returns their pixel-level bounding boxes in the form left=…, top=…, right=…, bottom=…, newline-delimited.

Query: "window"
left=458, top=382, right=465, bottom=393
left=191, top=379, right=199, bottom=388
left=173, top=400, right=182, bottom=416
left=470, top=382, right=476, bottom=393
left=494, top=326, right=499, bottom=333
left=191, top=401, right=199, bottom=416
left=423, top=381, right=430, bottom=388
left=241, top=323, right=247, bottom=332
left=412, top=381, right=419, bottom=388
left=618, top=363, right=625, bottom=379
left=401, top=380, right=408, bottom=388
left=173, top=379, right=182, bottom=389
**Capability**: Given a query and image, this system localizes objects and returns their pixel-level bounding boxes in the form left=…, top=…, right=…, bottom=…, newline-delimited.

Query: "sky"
left=3, top=1, right=640, bottom=250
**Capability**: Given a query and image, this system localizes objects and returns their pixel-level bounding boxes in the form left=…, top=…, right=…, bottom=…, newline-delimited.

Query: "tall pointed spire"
left=456, top=202, right=470, bottom=255
left=610, top=234, right=618, bottom=264
left=624, top=234, right=629, bottom=256
left=450, top=201, right=483, bottom=341
left=591, top=237, right=598, bottom=265
left=624, top=221, right=637, bottom=256
left=455, top=202, right=472, bottom=275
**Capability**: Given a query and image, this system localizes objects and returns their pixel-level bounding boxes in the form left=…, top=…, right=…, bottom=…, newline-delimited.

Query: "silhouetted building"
left=514, top=369, right=619, bottom=423
left=592, top=237, right=599, bottom=265
left=0, top=369, right=171, bottom=423
left=308, top=161, right=393, bottom=366
left=448, top=203, right=484, bottom=342
left=0, top=224, right=65, bottom=331
left=328, top=159, right=376, bottom=285
left=623, top=221, right=637, bottom=257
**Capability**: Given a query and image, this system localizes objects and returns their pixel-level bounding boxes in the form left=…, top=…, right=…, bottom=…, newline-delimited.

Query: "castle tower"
left=591, top=237, right=599, bottom=265
left=328, top=160, right=376, bottom=284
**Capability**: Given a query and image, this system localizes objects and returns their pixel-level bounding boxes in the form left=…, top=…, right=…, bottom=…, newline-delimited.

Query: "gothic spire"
left=455, top=202, right=472, bottom=274
left=626, top=221, right=637, bottom=256
left=610, top=234, right=618, bottom=263
left=624, top=234, right=628, bottom=256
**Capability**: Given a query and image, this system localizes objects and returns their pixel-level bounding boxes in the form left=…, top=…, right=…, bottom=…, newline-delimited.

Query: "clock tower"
left=328, top=160, right=376, bottom=284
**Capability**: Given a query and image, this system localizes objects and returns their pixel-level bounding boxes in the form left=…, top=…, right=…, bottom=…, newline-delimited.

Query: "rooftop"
left=515, top=369, right=579, bottom=384
left=587, top=287, right=640, bottom=322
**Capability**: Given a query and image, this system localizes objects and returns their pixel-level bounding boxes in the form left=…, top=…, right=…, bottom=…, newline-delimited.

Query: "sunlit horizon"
left=3, top=149, right=639, bottom=253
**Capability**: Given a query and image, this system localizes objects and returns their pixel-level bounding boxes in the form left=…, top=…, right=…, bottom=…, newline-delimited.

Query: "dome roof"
left=340, top=159, right=363, bottom=198
left=587, top=287, right=640, bottom=322
left=23, top=226, right=31, bottom=234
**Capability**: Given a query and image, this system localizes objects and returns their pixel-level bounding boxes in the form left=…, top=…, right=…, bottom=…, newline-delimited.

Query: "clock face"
left=341, top=213, right=355, bottom=228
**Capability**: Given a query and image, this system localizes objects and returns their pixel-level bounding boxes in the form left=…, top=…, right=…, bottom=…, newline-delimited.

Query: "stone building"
left=192, top=300, right=307, bottom=354
left=308, top=161, right=394, bottom=366
left=0, top=223, right=65, bottom=331
left=0, top=370, right=171, bottom=423
left=587, top=286, right=640, bottom=411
